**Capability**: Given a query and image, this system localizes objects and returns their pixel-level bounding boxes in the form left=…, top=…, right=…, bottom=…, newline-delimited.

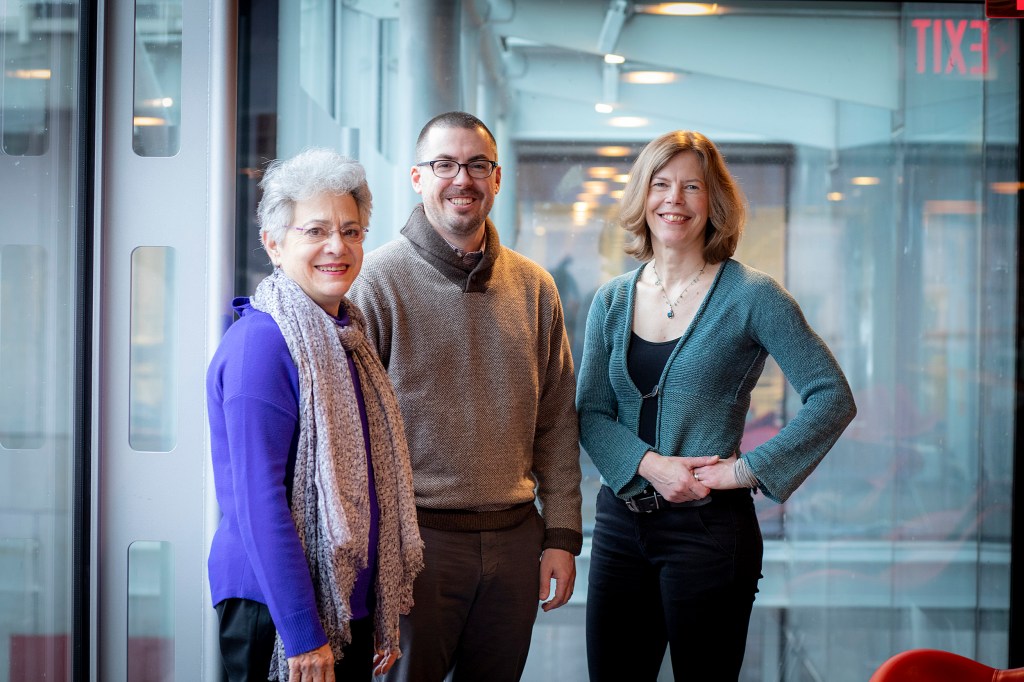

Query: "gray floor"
left=522, top=604, right=589, bottom=681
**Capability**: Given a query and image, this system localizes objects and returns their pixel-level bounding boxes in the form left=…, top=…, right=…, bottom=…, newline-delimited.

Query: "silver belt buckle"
left=625, top=498, right=641, bottom=512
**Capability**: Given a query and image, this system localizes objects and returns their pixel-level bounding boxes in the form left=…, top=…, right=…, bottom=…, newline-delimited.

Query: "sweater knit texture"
left=348, top=204, right=584, bottom=554
left=577, top=259, right=857, bottom=504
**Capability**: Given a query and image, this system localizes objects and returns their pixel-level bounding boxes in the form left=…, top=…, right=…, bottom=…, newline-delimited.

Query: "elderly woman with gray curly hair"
left=207, top=148, right=423, bottom=682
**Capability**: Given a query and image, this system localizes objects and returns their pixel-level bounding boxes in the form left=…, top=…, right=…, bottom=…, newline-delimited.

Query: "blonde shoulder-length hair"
left=620, top=130, right=746, bottom=263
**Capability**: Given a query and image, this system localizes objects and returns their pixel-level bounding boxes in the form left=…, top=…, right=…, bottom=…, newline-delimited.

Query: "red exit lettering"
left=912, top=19, right=988, bottom=76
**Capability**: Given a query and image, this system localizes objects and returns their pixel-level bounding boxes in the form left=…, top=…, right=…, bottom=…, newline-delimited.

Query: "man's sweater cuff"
left=542, top=527, right=583, bottom=555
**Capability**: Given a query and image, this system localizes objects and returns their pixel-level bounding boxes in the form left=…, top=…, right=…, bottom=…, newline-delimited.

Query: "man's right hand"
left=287, top=642, right=334, bottom=682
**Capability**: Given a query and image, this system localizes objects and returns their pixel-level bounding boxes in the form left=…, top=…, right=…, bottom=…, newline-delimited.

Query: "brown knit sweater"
left=348, top=205, right=583, bottom=554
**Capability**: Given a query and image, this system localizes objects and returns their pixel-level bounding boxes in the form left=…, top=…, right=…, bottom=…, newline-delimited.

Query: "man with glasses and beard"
left=349, top=111, right=583, bottom=682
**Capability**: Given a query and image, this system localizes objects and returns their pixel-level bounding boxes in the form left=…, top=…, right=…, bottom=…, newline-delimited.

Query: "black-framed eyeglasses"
left=285, top=223, right=368, bottom=245
left=416, top=159, right=498, bottom=179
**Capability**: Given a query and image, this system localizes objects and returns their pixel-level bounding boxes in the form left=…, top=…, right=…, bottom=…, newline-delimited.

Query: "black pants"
left=586, top=486, right=763, bottom=682
left=216, top=598, right=374, bottom=681
left=385, top=510, right=546, bottom=682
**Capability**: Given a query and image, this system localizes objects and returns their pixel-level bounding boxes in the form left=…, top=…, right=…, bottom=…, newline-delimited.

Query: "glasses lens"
left=342, top=228, right=366, bottom=244
left=431, top=161, right=458, bottom=178
left=467, top=162, right=493, bottom=178
left=297, top=227, right=328, bottom=243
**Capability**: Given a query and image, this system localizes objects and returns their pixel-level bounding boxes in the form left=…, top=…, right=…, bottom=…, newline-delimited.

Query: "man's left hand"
left=538, top=548, right=576, bottom=612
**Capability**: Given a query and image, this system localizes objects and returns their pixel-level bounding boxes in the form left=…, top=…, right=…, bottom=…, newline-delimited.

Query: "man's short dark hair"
left=415, top=111, right=498, bottom=161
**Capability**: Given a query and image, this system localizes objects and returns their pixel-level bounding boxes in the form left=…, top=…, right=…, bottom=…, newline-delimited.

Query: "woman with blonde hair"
left=577, top=130, right=856, bottom=680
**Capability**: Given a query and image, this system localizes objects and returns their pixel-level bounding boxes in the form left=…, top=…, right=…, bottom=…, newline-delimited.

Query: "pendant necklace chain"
left=651, top=260, right=706, bottom=319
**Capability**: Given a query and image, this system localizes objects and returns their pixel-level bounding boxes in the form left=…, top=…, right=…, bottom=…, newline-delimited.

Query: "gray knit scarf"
left=250, top=268, right=423, bottom=681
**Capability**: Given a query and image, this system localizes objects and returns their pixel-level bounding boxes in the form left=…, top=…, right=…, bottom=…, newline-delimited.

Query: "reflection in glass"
left=129, top=247, right=178, bottom=452
left=300, top=1, right=335, bottom=115
left=128, top=541, right=174, bottom=682
left=1, top=60, right=50, bottom=156
left=0, top=245, right=46, bottom=449
left=0, top=2, right=79, bottom=681
left=133, top=0, right=182, bottom=156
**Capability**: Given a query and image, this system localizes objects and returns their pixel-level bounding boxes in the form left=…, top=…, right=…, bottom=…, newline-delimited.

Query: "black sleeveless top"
left=627, top=332, right=680, bottom=447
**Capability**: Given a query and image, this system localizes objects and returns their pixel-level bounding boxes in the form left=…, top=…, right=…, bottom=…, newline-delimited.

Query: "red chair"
left=870, top=649, right=1024, bottom=681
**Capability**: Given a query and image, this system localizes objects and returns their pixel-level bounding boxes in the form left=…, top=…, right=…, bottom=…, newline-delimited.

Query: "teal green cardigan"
left=577, top=259, right=856, bottom=504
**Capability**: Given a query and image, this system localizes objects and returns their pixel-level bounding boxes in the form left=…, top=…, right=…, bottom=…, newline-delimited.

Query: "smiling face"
left=645, top=150, right=709, bottom=254
left=411, top=125, right=501, bottom=247
left=262, top=192, right=363, bottom=317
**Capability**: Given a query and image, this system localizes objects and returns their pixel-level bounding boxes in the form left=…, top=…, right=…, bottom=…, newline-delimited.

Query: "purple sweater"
left=207, top=298, right=379, bottom=657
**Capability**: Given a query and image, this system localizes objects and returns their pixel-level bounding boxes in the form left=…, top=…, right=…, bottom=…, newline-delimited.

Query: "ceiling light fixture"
left=991, top=182, right=1024, bottom=194
left=5, top=68, right=51, bottom=79
left=637, top=3, right=719, bottom=16
left=597, top=146, right=632, bottom=157
left=133, top=116, right=167, bottom=127
left=622, top=70, right=678, bottom=84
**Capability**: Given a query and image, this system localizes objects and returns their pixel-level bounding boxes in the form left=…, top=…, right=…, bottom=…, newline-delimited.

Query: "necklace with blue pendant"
left=651, top=260, right=706, bottom=319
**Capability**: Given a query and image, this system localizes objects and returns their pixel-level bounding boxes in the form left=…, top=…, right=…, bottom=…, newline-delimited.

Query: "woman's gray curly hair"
left=257, top=147, right=372, bottom=246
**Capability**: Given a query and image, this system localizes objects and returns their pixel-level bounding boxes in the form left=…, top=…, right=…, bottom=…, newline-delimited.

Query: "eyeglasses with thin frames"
left=285, top=223, right=369, bottom=246
left=416, top=159, right=498, bottom=179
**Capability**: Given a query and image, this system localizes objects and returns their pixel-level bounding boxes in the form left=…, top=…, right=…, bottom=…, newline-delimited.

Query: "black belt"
left=623, top=486, right=711, bottom=513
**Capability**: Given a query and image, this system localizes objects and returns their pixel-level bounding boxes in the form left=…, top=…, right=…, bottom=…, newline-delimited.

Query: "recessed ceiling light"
left=5, top=68, right=51, bottom=79
left=990, top=182, right=1024, bottom=194
left=595, top=103, right=614, bottom=114
left=622, top=71, right=678, bottom=85
left=133, top=116, right=167, bottom=127
left=589, top=166, right=618, bottom=179
left=637, top=3, right=719, bottom=16
left=597, top=146, right=632, bottom=157
left=604, top=54, right=626, bottom=64
left=851, top=176, right=881, bottom=186
left=140, top=97, right=175, bottom=108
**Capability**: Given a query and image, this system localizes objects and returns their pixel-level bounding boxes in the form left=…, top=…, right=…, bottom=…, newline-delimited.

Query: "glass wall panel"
left=127, top=541, right=174, bottom=682
left=235, top=2, right=1018, bottom=679
left=1, top=39, right=49, bottom=156
left=0, top=2, right=83, bottom=681
left=0, top=245, right=46, bottom=449
left=129, top=247, right=178, bottom=452
left=133, top=0, right=182, bottom=157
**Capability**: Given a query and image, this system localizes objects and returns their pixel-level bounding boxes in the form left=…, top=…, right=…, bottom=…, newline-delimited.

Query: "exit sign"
left=911, top=19, right=988, bottom=75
